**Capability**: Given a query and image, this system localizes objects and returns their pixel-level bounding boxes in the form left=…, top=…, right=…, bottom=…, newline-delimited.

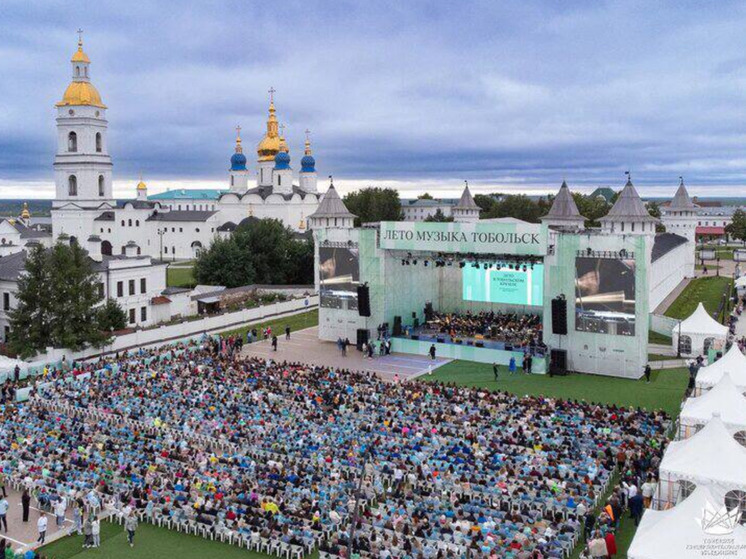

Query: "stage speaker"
left=356, top=328, right=369, bottom=351
left=550, top=349, right=568, bottom=376
left=436, top=337, right=445, bottom=343
left=551, top=297, right=568, bottom=335
left=413, top=318, right=419, bottom=328
left=475, top=341, right=484, bottom=348
left=411, top=334, right=419, bottom=341
left=412, top=311, right=417, bottom=319
left=357, top=285, right=371, bottom=317
left=393, top=316, right=402, bottom=337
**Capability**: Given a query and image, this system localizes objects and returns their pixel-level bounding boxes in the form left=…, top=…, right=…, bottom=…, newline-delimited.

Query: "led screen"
left=319, top=247, right=359, bottom=310
left=575, top=257, right=636, bottom=335
left=462, top=263, right=544, bottom=306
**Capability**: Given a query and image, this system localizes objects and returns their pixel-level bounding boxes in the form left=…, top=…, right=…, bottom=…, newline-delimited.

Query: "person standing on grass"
left=429, top=344, right=436, bottom=360
left=92, top=516, right=100, bottom=548
left=644, top=363, right=652, bottom=383
left=83, top=515, right=93, bottom=548
left=0, top=496, right=7, bottom=533
left=493, top=362, right=499, bottom=381
left=509, top=356, right=517, bottom=374
left=36, top=512, right=47, bottom=545
left=285, top=325, right=291, bottom=340
left=125, top=512, right=138, bottom=548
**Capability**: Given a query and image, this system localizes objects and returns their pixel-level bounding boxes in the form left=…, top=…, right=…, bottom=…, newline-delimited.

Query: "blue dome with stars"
left=301, top=154, right=316, bottom=173
left=274, top=151, right=291, bottom=170
left=230, top=151, right=247, bottom=171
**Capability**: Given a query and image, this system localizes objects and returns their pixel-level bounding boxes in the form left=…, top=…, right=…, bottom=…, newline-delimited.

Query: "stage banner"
left=379, top=221, right=548, bottom=255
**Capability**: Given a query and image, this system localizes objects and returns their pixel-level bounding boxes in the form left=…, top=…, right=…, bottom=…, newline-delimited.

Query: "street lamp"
left=157, top=228, right=165, bottom=262
left=676, top=319, right=682, bottom=358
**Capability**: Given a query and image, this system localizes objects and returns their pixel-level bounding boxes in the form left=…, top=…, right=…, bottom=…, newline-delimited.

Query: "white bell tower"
left=53, top=31, right=114, bottom=209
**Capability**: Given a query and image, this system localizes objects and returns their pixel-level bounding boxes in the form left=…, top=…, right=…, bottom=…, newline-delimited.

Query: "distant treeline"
left=0, top=200, right=53, bottom=218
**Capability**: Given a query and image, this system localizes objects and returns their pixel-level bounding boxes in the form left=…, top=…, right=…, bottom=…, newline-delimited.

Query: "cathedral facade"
left=51, top=38, right=322, bottom=261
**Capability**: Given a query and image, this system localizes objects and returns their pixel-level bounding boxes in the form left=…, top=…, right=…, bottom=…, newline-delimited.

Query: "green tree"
left=573, top=193, right=611, bottom=228
left=473, top=194, right=498, bottom=215
left=9, top=242, right=107, bottom=357
left=96, top=298, right=128, bottom=332
left=482, top=194, right=547, bottom=223
left=424, top=208, right=454, bottom=222
left=343, top=187, right=402, bottom=226
left=193, top=235, right=254, bottom=287
left=646, top=201, right=666, bottom=233
left=417, top=192, right=434, bottom=200
left=194, top=218, right=315, bottom=288
left=726, top=208, right=746, bottom=244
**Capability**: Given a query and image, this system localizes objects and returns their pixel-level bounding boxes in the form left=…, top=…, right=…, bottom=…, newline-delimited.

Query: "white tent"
left=695, top=344, right=746, bottom=394
left=736, top=275, right=746, bottom=296
left=628, top=485, right=746, bottom=559
left=658, top=415, right=746, bottom=507
left=679, top=373, right=746, bottom=438
left=672, top=302, right=728, bottom=357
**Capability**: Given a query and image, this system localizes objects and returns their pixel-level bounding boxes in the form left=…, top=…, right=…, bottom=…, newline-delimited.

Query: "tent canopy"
left=696, top=344, right=746, bottom=389
left=679, top=302, right=729, bottom=337
left=681, top=373, right=746, bottom=430
left=628, top=485, right=746, bottom=559
left=736, top=276, right=746, bottom=289
left=660, top=415, right=746, bottom=489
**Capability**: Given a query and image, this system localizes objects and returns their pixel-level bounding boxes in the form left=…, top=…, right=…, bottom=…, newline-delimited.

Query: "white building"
left=0, top=237, right=168, bottom=343
left=49, top=37, right=322, bottom=261
left=401, top=199, right=456, bottom=221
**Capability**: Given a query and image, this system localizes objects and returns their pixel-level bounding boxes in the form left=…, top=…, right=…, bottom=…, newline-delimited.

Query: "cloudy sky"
left=1, top=0, right=746, bottom=199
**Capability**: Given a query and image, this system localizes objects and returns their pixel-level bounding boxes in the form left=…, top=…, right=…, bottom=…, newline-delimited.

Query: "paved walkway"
left=241, top=326, right=451, bottom=381
left=0, top=487, right=75, bottom=554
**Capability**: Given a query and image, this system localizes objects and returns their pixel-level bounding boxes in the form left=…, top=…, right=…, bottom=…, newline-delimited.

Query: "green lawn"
left=647, top=353, right=673, bottom=362
left=40, top=519, right=319, bottom=559
left=664, top=275, right=732, bottom=321
left=648, top=330, right=672, bottom=345
left=424, top=361, right=688, bottom=421
left=167, top=266, right=197, bottom=288
left=220, top=308, right=318, bottom=340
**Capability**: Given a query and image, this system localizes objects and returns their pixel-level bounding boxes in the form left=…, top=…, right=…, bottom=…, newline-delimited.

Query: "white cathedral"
left=51, top=37, right=322, bottom=260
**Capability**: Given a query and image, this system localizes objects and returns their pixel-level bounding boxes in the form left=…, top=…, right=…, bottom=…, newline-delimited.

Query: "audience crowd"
left=0, top=335, right=670, bottom=558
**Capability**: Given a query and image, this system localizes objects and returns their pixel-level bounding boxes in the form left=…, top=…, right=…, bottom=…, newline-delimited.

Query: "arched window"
left=96, top=133, right=102, bottom=153
left=725, top=490, right=746, bottom=525
left=735, top=431, right=746, bottom=448
left=98, top=175, right=105, bottom=197
left=121, top=220, right=125, bottom=227
left=68, top=131, right=77, bottom=152
left=68, top=175, right=78, bottom=196
left=278, top=175, right=282, bottom=186
left=678, top=480, right=696, bottom=502
left=230, top=176, right=234, bottom=186
left=135, top=220, right=139, bottom=227
left=101, top=241, right=112, bottom=256
left=75, top=66, right=80, bottom=77
left=128, top=219, right=132, bottom=227
left=679, top=335, right=692, bottom=355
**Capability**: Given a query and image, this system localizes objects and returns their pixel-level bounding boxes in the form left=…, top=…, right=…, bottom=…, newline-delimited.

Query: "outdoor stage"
left=391, top=336, right=547, bottom=372
left=241, top=326, right=452, bottom=381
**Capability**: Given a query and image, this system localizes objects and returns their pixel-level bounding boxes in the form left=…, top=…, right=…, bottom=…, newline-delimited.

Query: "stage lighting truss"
left=398, top=251, right=541, bottom=271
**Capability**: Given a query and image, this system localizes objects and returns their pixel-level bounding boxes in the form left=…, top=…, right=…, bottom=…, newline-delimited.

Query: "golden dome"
left=137, top=180, right=147, bottom=191
left=71, top=44, right=90, bottom=63
left=279, top=135, right=289, bottom=153
left=57, top=81, right=107, bottom=108
left=257, top=99, right=281, bottom=161
left=20, top=203, right=30, bottom=220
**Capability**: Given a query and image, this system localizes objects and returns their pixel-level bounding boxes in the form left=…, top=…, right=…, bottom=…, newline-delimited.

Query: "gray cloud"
left=1, top=0, right=746, bottom=196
